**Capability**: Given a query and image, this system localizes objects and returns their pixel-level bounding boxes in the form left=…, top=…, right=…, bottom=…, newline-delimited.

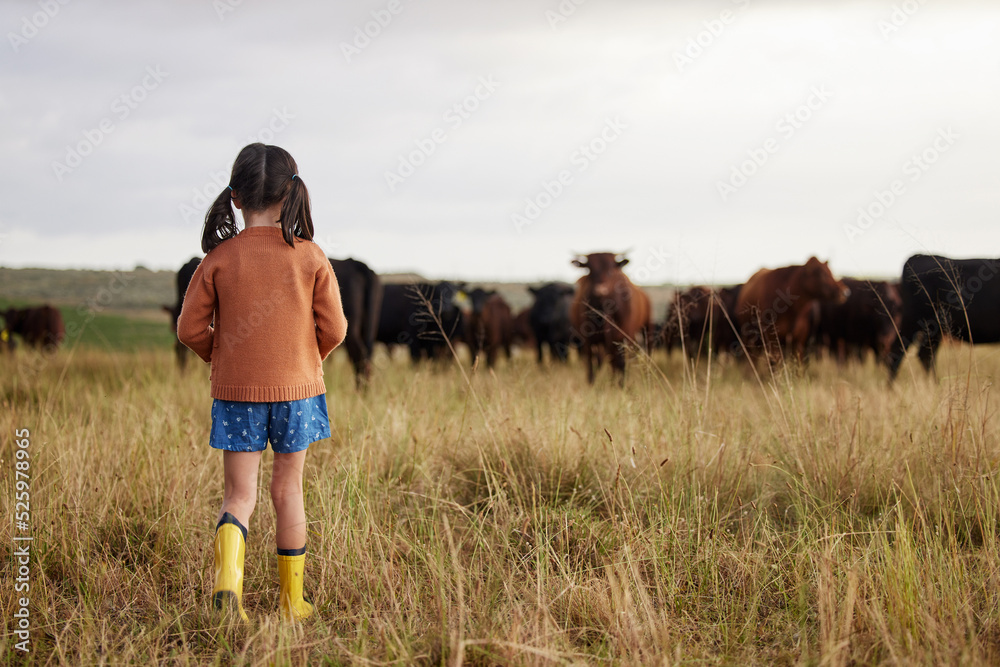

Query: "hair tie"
left=227, top=185, right=233, bottom=191
left=291, top=174, right=298, bottom=181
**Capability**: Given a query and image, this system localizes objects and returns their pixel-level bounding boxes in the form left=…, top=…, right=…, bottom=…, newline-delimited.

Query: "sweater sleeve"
left=314, top=259, right=348, bottom=360
left=176, top=260, right=216, bottom=364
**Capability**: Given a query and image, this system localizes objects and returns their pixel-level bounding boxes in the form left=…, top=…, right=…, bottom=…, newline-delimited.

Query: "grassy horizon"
left=2, top=340, right=1000, bottom=665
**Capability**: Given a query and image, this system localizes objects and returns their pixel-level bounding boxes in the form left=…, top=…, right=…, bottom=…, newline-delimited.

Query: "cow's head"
left=2, top=308, right=26, bottom=332
left=468, top=288, right=495, bottom=315
left=529, top=282, right=574, bottom=324
left=802, top=257, right=850, bottom=304
left=573, top=252, right=629, bottom=297
left=572, top=253, right=629, bottom=294
left=530, top=281, right=573, bottom=297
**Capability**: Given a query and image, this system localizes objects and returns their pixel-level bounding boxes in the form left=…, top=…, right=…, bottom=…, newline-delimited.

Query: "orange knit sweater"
left=177, top=226, right=347, bottom=402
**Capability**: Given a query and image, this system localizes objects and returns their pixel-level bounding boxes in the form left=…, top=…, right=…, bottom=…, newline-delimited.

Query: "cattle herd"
left=5, top=252, right=1000, bottom=387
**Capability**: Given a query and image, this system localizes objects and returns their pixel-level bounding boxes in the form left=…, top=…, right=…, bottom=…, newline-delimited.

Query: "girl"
left=177, top=143, right=347, bottom=622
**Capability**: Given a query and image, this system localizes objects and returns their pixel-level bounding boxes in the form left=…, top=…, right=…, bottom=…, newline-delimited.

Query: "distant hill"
left=0, top=267, right=681, bottom=319
left=0, top=267, right=175, bottom=310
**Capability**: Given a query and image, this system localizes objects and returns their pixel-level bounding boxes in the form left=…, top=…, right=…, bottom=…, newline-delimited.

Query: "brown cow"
left=512, top=307, right=536, bottom=353
left=466, top=288, right=514, bottom=368
left=570, top=252, right=652, bottom=385
left=3, top=305, right=65, bottom=351
left=735, top=257, right=849, bottom=365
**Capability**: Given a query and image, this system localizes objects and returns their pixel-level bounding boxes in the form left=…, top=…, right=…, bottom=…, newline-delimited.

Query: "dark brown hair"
left=201, top=143, right=314, bottom=252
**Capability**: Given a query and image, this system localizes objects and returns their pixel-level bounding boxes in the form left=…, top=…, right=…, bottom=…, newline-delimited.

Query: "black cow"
left=528, top=282, right=575, bottom=363
left=162, top=257, right=202, bottom=369
left=888, top=254, right=1000, bottom=381
left=713, top=285, right=743, bottom=359
left=329, top=258, right=383, bottom=389
left=376, top=282, right=466, bottom=362
left=3, top=305, right=64, bottom=351
left=660, top=285, right=743, bottom=361
left=815, top=278, right=902, bottom=367
left=662, top=286, right=713, bottom=359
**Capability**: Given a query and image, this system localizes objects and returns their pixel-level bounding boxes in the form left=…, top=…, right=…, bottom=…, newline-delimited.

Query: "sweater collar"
left=239, top=225, right=284, bottom=236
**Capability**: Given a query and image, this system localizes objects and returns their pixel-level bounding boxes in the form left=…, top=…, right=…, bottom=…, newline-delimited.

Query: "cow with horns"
left=570, top=252, right=651, bottom=385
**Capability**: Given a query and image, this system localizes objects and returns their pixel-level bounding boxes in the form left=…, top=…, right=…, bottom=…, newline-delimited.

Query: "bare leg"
left=219, top=451, right=263, bottom=528
left=272, top=450, right=308, bottom=550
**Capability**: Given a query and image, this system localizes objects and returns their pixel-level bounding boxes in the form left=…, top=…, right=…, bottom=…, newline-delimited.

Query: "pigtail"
left=208, top=144, right=310, bottom=249
left=201, top=188, right=239, bottom=253
left=279, top=175, right=314, bottom=248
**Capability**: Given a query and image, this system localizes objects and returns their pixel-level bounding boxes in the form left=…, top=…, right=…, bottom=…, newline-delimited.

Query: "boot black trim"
left=276, top=545, right=306, bottom=557
left=213, top=590, right=239, bottom=611
left=217, top=512, right=248, bottom=542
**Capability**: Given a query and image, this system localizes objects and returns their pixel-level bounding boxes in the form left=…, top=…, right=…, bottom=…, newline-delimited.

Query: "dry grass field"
left=3, top=332, right=1000, bottom=665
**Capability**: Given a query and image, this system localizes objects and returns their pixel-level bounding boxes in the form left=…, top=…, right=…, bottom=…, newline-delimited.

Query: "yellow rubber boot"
left=212, top=513, right=249, bottom=622
left=277, top=547, right=314, bottom=621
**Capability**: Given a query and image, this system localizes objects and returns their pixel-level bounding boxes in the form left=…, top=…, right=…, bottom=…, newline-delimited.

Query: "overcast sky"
left=2, top=0, right=998, bottom=285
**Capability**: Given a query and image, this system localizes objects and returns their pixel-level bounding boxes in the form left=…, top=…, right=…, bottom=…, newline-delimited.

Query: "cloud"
left=3, top=0, right=1000, bottom=284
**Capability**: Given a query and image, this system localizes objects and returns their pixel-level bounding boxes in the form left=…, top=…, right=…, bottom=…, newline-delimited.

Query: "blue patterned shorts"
left=209, top=395, right=331, bottom=454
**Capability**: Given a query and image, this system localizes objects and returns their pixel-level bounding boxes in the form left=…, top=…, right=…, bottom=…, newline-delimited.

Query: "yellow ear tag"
left=1, top=330, right=8, bottom=342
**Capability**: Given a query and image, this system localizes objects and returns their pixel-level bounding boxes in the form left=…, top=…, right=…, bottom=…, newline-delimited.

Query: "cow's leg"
left=583, top=344, right=595, bottom=384
left=175, top=338, right=188, bottom=371
left=836, top=339, right=847, bottom=366
left=537, top=341, right=545, bottom=364
left=343, top=332, right=368, bottom=388
left=886, top=312, right=923, bottom=382
left=764, top=330, right=783, bottom=370
left=789, top=310, right=814, bottom=365
left=611, top=340, right=627, bottom=387
left=917, top=332, right=941, bottom=376
left=886, top=334, right=910, bottom=382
